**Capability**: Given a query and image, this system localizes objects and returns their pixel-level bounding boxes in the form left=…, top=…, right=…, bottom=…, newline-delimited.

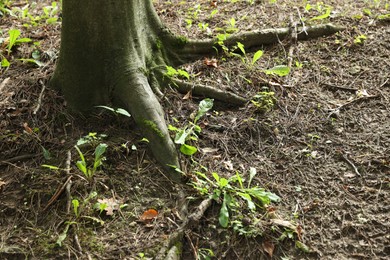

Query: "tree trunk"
left=51, top=0, right=183, bottom=181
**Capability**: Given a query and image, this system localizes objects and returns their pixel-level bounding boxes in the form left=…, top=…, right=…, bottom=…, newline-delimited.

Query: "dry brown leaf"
left=23, top=122, right=33, bottom=134
left=203, top=57, right=218, bottom=68
left=262, top=239, right=275, bottom=257
left=183, top=91, right=192, bottom=100
left=139, top=209, right=158, bottom=223
left=0, top=179, right=6, bottom=191
left=97, top=198, right=121, bottom=216
left=210, top=1, right=218, bottom=8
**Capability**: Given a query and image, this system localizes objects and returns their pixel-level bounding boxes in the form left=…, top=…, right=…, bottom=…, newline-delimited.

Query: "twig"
left=33, top=80, right=46, bottom=115
left=0, top=154, right=38, bottom=165
left=321, top=82, right=359, bottom=92
left=296, top=7, right=308, bottom=35
left=287, top=14, right=298, bottom=69
left=185, top=231, right=198, bottom=260
left=327, top=95, right=379, bottom=117
left=341, top=154, right=361, bottom=176
left=65, top=151, right=73, bottom=214
left=74, top=233, right=83, bottom=254
left=0, top=77, right=10, bottom=93
left=43, top=176, right=72, bottom=211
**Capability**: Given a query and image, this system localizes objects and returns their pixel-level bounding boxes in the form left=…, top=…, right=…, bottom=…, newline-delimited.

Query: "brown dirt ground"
left=1, top=0, right=389, bottom=259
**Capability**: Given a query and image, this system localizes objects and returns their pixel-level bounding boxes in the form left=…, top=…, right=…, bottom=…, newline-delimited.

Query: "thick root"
left=113, top=70, right=182, bottom=182
left=172, top=79, right=247, bottom=106
left=177, top=23, right=344, bottom=61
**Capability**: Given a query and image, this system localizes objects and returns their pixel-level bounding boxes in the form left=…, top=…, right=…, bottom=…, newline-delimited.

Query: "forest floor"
left=1, top=0, right=389, bottom=259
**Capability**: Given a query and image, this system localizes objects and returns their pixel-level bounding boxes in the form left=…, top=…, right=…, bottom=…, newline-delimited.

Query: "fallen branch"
left=327, top=95, right=379, bottom=117
left=33, top=80, right=46, bottom=115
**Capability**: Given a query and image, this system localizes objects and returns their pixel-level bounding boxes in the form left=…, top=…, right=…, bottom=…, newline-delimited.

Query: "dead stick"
left=33, top=80, right=46, bottom=115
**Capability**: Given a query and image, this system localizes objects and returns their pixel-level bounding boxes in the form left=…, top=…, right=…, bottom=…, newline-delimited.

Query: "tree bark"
left=51, top=0, right=182, bottom=181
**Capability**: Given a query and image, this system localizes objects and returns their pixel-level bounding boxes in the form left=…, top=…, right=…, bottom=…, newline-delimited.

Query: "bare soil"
left=1, top=0, right=389, bottom=259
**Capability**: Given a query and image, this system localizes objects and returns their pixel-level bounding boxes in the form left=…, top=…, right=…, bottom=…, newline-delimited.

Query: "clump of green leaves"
left=164, top=65, right=190, bottom=80
left=354, top=34, right=367, bottom=45
left=305, top=2, right=333, bottom=21
left=192, top=168, right=280, bottom=232
left=5, top=28, right=32, bottom=55
left=75, top=133, right=108, bottom=180
left=251, top=90, right=277, bottom=112
left=169, top=98, right=213, bottom=156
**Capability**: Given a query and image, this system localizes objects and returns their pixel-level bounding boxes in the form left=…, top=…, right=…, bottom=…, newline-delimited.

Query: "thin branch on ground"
left=33, top=80, right=46, bottom=115
left=172, top=79, right=247, bottom=105
left=43, top=176, right=72, bottom=211
left=287, top=14, right=298, bottom=69
left=327, top=95, right=379, bottom=117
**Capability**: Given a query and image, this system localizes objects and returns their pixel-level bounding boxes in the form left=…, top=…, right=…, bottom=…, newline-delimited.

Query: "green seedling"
left=75, top=143, right=107, bottom=180
left=192, top=168, right=280, bottom=230
left=96, top=105, right=131, bottom=118
left=169, top=98, right=213, bottom=156
left=56, top=191, right=103, bottom=247
left=354, top=34, right=367, bottom=45
left=6, top=28, right=32, bottom=55
left=225, top=17, right=238, bottom=33
left=197, top=248, right=215, bottom=260
left=232, top=42, right=264, bottom=68
left=251, top=91, right=276, bottom=112
left=310, top=3, right=332, bottom=21
left=264, top=65, right=290, bottom=76
left=76, top=132, right=107, bottom=147
left=164, top=65, right=190, bottom=80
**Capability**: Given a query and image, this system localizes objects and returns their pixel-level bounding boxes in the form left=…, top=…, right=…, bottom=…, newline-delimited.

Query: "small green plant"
left=56, top=191, right=104, bottom=247
left=192, top=168, right=280, bottom=231
left=96, top=105, right=131, bottom=118
left=264, top=65, right=290, bottom=76
left=304, top=2, right=333, bottom=21
left=75, top=143, right=107, bottom=180
left=225, top=17, right=239, bottom=33
left=197, top=248, right=215, bottom=260
left=231, top=41, right=264, bottom=68
left=354, top=34, right=367, bottom=45
left=74, top=133, right=108, bottom=180
left=169, top=98, right=213, bottom=156
left=0, top=0, right=12, bottom=16
left=251, top=90, right=277, bottom=112
left=164, top=65, right=190, bottom=80
left=5, top=28, right=32, bottom=55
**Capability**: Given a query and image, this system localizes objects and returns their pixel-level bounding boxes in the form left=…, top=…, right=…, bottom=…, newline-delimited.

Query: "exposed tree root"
left=177, top=23, right=344, bottom=61
left=156, top=198, right=213, bottom=260
left=113, top=70, right=182, bottom=182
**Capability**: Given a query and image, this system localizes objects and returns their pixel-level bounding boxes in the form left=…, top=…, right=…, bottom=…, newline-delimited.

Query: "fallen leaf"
left=183, top=91, right=192, bottom=100
left=203, top=57, right=218, bottom=68
left=0, top=179, right=6, bottom=191
left=210, top=1, right=218, bottom=8
left=23, top=122, right=33, bottom=134
left=262, top=239, right=275, bottom=257
left=97, top=198, right=121, bottom=216
left=223, top=160, right=234, bottom=171
left=139, top=209, right=158, bottom=223
left=296, top=224, right=303, bottom=241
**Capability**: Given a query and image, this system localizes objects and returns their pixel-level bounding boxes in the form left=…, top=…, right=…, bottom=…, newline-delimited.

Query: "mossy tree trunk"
left=51, top=0, right=186, bottom=181
left=51, top=0, right=343, bottom=183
